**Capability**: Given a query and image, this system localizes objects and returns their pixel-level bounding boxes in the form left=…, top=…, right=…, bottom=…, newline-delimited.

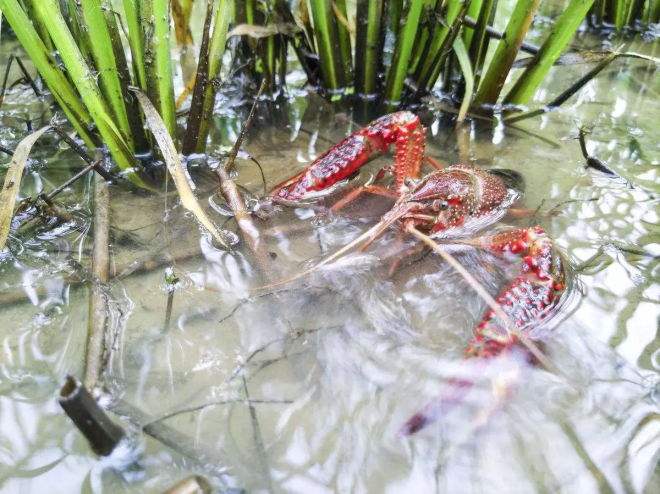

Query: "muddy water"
left=1, top=31, right=659, bottom=494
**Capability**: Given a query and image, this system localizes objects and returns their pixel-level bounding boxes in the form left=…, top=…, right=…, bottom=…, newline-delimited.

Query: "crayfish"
left=266, top=111, right=569, bottom=434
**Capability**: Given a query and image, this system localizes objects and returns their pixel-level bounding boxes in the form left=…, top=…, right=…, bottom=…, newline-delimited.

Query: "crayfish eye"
left=433, top=200, right=449, bottom=211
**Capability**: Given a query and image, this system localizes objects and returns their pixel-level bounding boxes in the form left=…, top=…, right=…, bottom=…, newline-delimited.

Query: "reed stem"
left=504, top=0, right=595, bottom=105
left=473, top=0, right=541, bottom=107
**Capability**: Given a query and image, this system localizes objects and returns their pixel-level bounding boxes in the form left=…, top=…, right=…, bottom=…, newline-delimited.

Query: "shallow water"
left=1, top=22, right=659, bottom=494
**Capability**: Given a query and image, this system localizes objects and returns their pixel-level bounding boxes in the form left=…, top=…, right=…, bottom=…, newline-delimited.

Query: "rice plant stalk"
left=462, top=0, right=483, bottom=50
left=121, top=0, right=148, bottom=92
left=408, top=0, right=440, bottom=76
left=504, top=0, right=595, bottom=106
left=21, top=0, right=56, bottom=53
left=466, top=0, right=497, bottom=89
left=413, top=0, right=464, bottom=92
left=274, top=0, right=319, bottom=85
left=0, top=0, right=95, bottom=147
left=141, top=0, right=176, bottom=137
left=309, top=0, right=345, bottom=91
left=182, top=0, right=214, bottom=155
left=355, top=0, right=384, bottom=97
left=473, top=0, right=541, bottom=107
left=79, top=0, right=134, bottom=149
left=334, top=0, right=354, bottom=84
left=196, top=0, right=232, bottom=152
left=33, top=0, right=140, bottom=178
left=423, top=3, right=469, bottom=93
left=384, top=0, right=424, bottom=106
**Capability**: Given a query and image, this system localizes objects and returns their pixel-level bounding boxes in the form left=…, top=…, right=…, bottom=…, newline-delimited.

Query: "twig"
left=14, top=56, right=42, bottom=98
left=578, top=126, right=617, bottom=176
left=58, top=376, right=126, bottom=456
left=242, top=376, right=273, bottom=491
left=111, top=399, right=231, bottom=478
left=462, top=16, right=540, bottom=55
left=224, top=80, right=265, bottom=173
left=51, top=126, right=113, bottom=180
left=84, top=172, right=111, bottom=390
left=215, top=80, right=274, bottom=279
left=181, top=0, right=214, bottom=155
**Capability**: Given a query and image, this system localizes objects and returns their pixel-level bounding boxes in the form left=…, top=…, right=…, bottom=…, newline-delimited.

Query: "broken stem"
left=84, top=172, right=111, bottom=390
left=58, top=375, right=126, bottom=456
left=215, top=81, right=273, bottom=279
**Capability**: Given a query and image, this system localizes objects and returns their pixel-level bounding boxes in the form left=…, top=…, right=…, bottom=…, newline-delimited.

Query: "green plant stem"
left=355, top=0, right=384, bottom=97
left=335, top=0, right=353, bottom=84
left=309, top=0, right=344, bottom=91
left=80, top=0, right=134, bottom=150
left=466, top=0, right=497, bottom=89
left=34, top=0, right=141, bottom=179
left=384, top=0, right=424, bottom=106
left=0, top=0, right=95, bottom=148
left=142, top=0, right=176, bottom=137
left=413, top=0, right=463, bottom=91
left=196, top=0, right=232, bottom=153
left=473, top=0, right=541, bottom=106
left=462, top=0, right=483, bottom=50
left=122, top=0, right=148, bottom=92
left=504, top=0, right=594, bottom=105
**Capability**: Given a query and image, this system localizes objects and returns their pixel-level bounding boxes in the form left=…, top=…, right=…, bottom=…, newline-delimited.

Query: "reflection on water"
left=1, top=31, right=659, bottom=494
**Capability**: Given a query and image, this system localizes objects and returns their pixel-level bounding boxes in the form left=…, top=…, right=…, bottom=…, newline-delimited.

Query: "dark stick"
left=0, top=55, right=15, bottom=107
left=462, top=15, right=540, bottom=55
left=51, top=126, right=113, bottom=180
left=0, top=144, right=15, bottom=156
left=242, top=376, right=273, bottom=491
left=111, top=399, right=231, bottom=478
left=42, top=159, right=105, bottom=202
left=58, top=376, right=126, bottom=456
left=578, top=127, right=617, bottom=176
left=14, top=57, right=42, bottom=97
left=181, top=0, right=214, bottom=155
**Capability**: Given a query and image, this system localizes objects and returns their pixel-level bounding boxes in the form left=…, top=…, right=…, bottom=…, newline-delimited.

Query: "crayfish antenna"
left=253, top=206, right=412, bottom=293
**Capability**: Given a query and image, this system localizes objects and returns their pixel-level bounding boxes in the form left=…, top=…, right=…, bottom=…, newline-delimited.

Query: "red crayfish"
left=267, top=111, right=568, bottom=434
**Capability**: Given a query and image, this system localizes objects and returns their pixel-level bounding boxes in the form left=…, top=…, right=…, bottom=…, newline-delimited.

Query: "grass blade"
left=0, top=125, right=51, bottom=249
left=133, top=89, right=230, bottom=249
left=504, top=0, right=595, bottom=105
left=413, top=0, right=463, bottom=91
left=473, top=0, right=541, bottom=107
left=453, top=37, right=474, bottom=123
